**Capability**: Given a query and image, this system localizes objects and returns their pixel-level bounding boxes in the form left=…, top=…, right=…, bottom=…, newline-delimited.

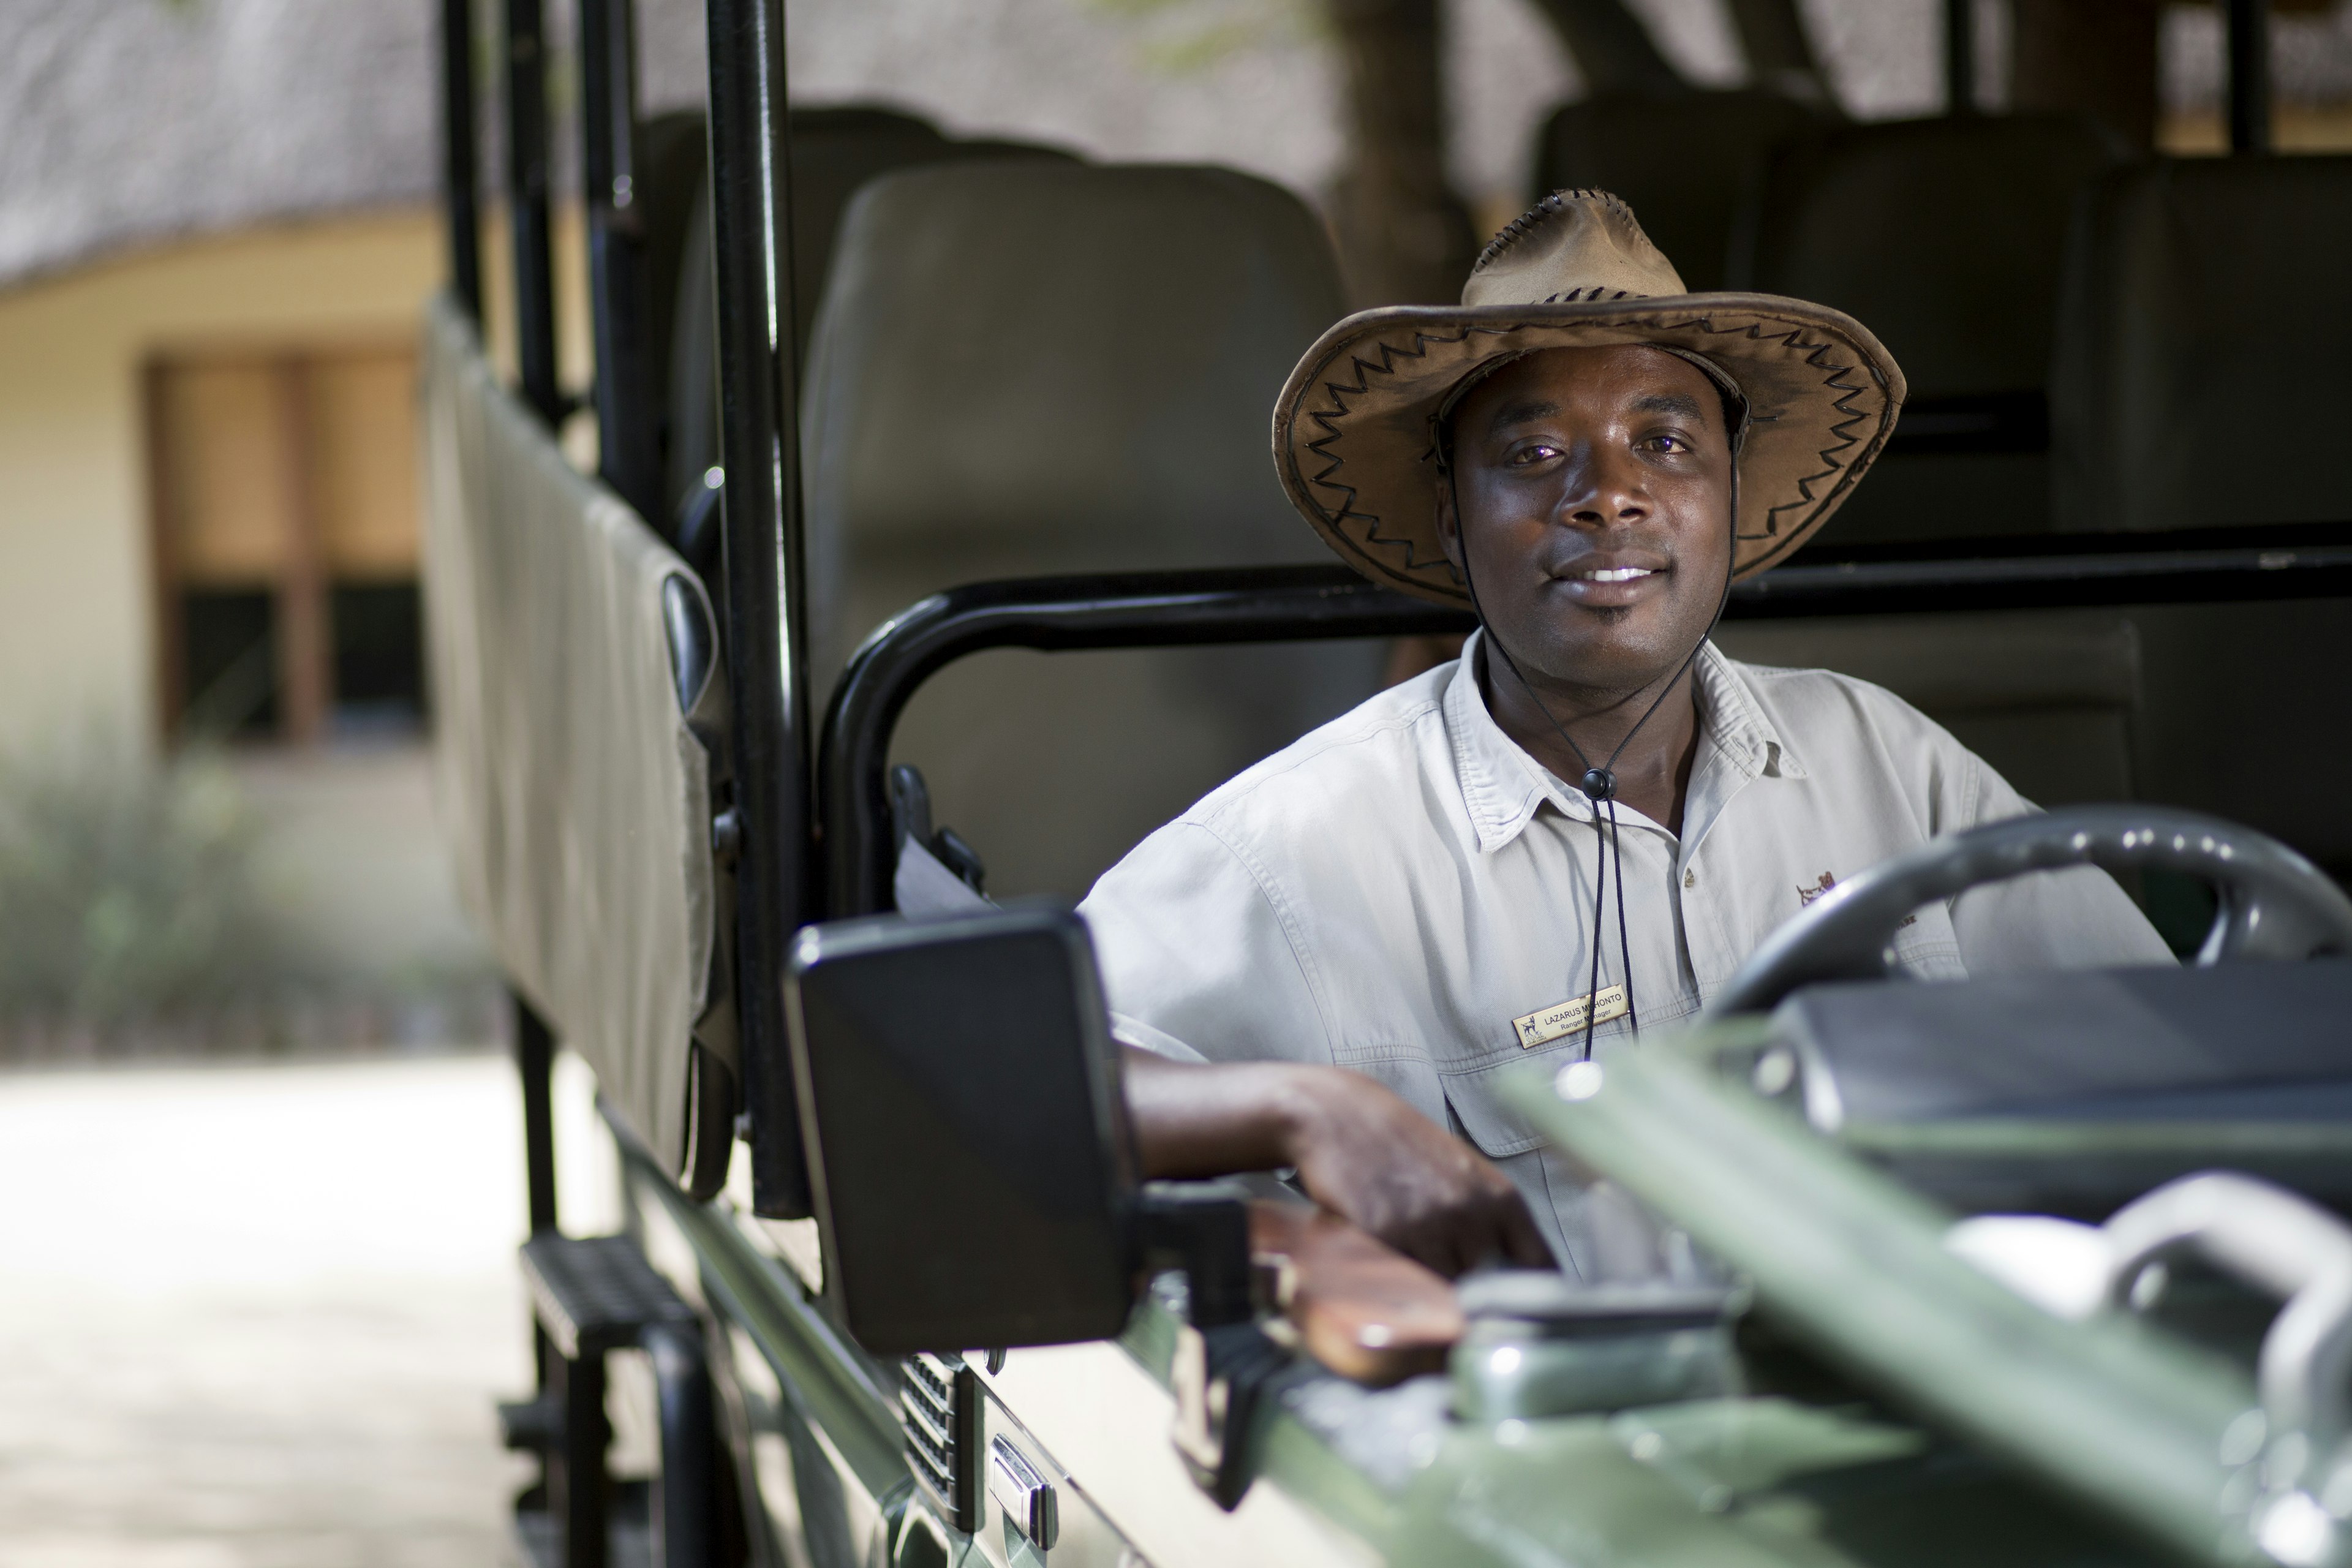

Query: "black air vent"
left=900, top=1353, right=981, bottom=1532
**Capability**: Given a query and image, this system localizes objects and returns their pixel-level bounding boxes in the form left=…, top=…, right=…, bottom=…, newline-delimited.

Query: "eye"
left=1643, top=432, right=1692, bottom=454
left=1508, top=442, right=1562, bottom=466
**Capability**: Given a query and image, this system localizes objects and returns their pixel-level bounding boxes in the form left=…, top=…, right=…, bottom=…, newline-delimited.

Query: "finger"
left=1411, top=1232, right=1468, bottom=1278
left=1397, top=1220, right=1458, bottom=1279
left=1384, top=1208, right=1465, bottom=1278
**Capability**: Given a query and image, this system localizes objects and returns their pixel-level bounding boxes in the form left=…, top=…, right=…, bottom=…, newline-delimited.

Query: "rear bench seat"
left=799, top=161, right=1384, bottom=897
left=1735, top=113, right=2128, bottom=544
left=2048, top=156, right=2352, bottom=876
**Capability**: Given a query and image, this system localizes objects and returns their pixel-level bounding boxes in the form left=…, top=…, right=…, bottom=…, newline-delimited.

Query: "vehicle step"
left=521, top=1233, right=700, bottom=1360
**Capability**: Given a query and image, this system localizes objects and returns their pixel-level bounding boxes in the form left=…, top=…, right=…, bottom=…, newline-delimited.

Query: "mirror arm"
left=1138, top=1183, right=1256, bottom=1325
left=1137, top=1184, right=1289, bottom=1510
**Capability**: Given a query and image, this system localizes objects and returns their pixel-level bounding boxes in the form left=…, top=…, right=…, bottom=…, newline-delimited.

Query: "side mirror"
left=785, top=907, right=1283, bottom=1510
left=784, top=905, right=1141, bottom=1354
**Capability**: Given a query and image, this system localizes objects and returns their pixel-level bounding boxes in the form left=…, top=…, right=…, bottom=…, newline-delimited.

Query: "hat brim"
left=1271, top=293, right=1907, bottom=606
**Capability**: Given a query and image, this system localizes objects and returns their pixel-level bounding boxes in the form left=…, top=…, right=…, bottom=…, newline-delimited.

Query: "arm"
left=1121, top=1045, right=1553, bottom=1279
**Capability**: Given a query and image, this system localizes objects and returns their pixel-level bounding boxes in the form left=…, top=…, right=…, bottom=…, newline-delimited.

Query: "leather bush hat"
left=1273, top=189, right=1908, bottom=606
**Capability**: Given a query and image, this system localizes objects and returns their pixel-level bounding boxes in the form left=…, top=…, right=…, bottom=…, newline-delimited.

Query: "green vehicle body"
left=608, top=1013, right=2289, bottom=1568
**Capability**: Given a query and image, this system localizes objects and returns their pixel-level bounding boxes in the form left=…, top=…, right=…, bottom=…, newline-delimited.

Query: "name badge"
left=1512, top=985, right=1628, bottom=1049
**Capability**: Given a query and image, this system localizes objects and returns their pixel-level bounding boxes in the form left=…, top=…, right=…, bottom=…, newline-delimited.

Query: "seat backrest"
left=1535, top=89, right=1828, bottom=293
left=2045, top=161, right=2352, bottom=883
left=1736, top=115, right=2129, bottom=544
left=1713, top=612, right=2141, bottom=809
left=659, top=107, right=1080, bottom=521
left=802, top=162, right=1381, bottom=897
left=2051, top=156, right=2352, bottom=534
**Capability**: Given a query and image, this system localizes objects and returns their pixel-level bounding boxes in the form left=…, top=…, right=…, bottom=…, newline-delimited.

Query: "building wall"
left=0, top=210, right=484, bottom=981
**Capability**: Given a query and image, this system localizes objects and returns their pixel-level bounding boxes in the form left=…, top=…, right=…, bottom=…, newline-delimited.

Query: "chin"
left=1523, top=617, right=1702, bottom=691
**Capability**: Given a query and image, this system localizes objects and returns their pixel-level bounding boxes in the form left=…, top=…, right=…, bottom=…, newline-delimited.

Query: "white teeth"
left=1580, top=567, right=1654, bottom=582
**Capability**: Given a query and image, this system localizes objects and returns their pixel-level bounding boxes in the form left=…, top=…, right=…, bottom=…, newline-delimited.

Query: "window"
left=146, top=345, right=427, bottom=744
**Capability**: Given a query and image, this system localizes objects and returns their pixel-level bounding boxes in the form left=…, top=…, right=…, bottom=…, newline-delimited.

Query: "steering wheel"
left=1706, top=805, right=2352, bottom=1018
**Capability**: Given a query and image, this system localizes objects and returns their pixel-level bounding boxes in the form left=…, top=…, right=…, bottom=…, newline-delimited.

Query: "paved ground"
left=0, top=1053, right=620, bottom=1568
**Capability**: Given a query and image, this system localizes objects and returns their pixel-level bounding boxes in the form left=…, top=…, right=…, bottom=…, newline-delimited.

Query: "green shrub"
left=0, top=739, right=285, bottom=1027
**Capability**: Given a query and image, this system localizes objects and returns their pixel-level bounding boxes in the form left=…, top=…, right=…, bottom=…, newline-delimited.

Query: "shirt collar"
left=1442, top=630, right=1804, bottom=854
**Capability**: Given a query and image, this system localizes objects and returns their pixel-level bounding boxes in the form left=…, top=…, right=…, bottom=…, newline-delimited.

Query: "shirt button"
left=1684, top=869, right=1697, bottom=888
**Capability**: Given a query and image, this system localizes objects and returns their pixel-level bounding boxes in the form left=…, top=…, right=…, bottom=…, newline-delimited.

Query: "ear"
left=1435, top=475, right=1465, bottom=571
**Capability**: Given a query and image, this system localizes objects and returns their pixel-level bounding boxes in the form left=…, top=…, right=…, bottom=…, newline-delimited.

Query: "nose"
left=1558, top=441, right=1649, bottom=529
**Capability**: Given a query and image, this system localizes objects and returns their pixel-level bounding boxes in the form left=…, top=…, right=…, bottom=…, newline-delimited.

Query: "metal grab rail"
left=1733, top=521, right=2352, bottom=617
left=816, top=525, right=2352, bottom=919
left=817, top=566, right=1473, bottom=916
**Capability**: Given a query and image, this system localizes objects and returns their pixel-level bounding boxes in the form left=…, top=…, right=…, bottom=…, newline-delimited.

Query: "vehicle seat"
left=660, top=107, right=1081, bottom=522
left=1734, top=115, right=2130, bottom=545
left=1533, top=89, right=1830, bottom=293
left=801, top=161, right=1383, bottom=898
left=2050, top=156, right=2352, bottom=535
left=2046, top=159, right=2352, bottom=879
left=1713, top=612, right=2141, bottom=809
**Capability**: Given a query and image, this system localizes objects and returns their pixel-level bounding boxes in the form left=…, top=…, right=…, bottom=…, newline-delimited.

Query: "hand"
left=1121, top=1047, right=1553, bottom=1278
left=1273, top=1066, right=1554, bottom=1278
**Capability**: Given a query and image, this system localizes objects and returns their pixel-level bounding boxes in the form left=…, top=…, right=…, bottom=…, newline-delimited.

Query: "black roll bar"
left=706, top=0, right=816, bottom=1218
left=818, top=527, right=2352, bottom=919
left=503, top=0, right=562, bottom=424
left=2228, top=0, right=2272, bottom=156
left=579, top=0, right=662, bottom=519
left=438, top=0, right=482, bottom=322
left=818, top=567, right=1476, bottom=917
left=1730, top=522, right=2352, bottom=616
left=1941, top=0, right=1975, bottom=117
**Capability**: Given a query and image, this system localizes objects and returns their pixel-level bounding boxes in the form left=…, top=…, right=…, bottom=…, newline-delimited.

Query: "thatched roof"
left=0, top=0, right=715, bottom=290
left=11, top=0, right=2350, bottom=295
left=0, top=2, right=437, bottom=287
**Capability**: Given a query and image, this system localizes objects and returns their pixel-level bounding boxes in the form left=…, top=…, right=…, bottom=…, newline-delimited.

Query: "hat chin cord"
left=1444, top=458, right=1740, bottom=1062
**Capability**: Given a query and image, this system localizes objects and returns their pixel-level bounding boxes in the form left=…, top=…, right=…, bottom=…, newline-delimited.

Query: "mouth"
left=1550, top=556, right=1672, bottom=607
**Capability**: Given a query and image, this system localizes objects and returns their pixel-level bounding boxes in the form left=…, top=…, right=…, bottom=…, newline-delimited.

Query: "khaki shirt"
left=1077, top=632, right=2172, bottom=1272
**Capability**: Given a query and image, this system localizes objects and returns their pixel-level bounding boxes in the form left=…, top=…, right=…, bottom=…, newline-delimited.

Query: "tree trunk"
left=2011, top=0, right=2161, bottom=150
left=1325, top=0, right=1480, bottom=307
left=1516, top=0, right=1686, bottom=96
left=1723, top=0, right=1834, bottom=107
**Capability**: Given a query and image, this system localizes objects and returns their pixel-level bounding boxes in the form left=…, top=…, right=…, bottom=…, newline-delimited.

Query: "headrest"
left=801, top=160, right=1345, bottom=571
left=1740, top=114, right=2128, bottom=396
left=1537, top=88, right=1828, bottom=293
left=2054, top=156, right=2352, bottom=532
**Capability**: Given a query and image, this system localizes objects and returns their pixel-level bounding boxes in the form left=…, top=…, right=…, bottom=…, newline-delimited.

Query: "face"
left=1438, top=345, right=1735, bottom=695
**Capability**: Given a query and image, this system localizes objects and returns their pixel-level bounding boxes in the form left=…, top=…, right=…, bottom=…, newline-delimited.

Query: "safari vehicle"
left=420, top=1, right=2352, bottom=1564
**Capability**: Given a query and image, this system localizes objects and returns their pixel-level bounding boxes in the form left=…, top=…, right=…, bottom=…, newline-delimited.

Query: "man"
left=1081, top=190, right=2171, bottom=1278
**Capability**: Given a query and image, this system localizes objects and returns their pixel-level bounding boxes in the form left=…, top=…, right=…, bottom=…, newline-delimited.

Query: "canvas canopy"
left=420, top=295, right=733, bottom=1188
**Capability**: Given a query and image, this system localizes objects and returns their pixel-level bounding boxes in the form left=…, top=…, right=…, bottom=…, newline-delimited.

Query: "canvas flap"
left=420, top=295, right=728, bottom=1177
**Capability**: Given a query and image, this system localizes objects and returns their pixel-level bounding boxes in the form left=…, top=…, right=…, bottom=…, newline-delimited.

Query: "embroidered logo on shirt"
left=1800, top=870, right=1912, bottom=925
left=1512, top=986, right=1629, bottom=1049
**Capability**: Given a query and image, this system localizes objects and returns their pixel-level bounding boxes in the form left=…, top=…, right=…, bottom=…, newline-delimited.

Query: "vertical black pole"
left=554, top=1347, right=611, bottom=1568
left=2227, top=0, right=2272, bottom=155
left=579, top=0, right=662, bottom=519
left=706, top=0, right=815, bottom=1218
left=517, top=995, right=560, bottom=1235
left=514, top=991, right=560, bottom=1401
left=440, top=0, right=483, bottom=320
left=505, top=0, right=563, bottom=424
left=1943, top=0, right=1976, bottom=116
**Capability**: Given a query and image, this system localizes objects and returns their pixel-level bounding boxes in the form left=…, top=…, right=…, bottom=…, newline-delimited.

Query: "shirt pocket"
left=1889, top=897, right=1967, bottom=980
left=1436, top=1046, right=1583, bottom=1161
